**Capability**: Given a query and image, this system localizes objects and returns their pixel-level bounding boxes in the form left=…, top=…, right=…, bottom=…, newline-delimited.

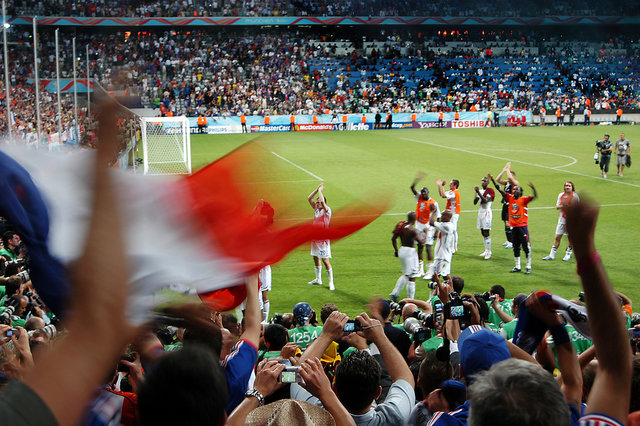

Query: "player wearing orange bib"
left=490, top=175, right=537, bottom=274
left=543, top=182, right=579, bottom=262
left=437, top=178, right=461, bottom=252
left=411, top=175, right=441, bottom=277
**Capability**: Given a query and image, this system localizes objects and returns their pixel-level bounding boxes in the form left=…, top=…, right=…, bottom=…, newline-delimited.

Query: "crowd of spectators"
left=0, top=117, right=637, bottom=425
left=6, top=0, right=640, bottom=18
left=2, top=27, right=639, bottom=140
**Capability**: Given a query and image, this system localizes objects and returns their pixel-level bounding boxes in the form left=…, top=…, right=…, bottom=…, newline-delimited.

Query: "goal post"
left=140, top=116, right=192, bottom=175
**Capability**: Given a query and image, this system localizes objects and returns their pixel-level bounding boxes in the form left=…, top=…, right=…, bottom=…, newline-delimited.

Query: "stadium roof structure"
left=7, top=15, right=640, bottom=27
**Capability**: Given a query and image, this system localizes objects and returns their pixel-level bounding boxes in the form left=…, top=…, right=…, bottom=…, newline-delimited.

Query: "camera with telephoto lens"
left=403, top=317, right=431, bottom=345
left=443, top=292, right=470, bottom=321
left=16, top=270, right=29, bottom=283
left=269, top=313, right=284, bottom=326
left=389, top=301, right=405, bottom=315
left=27, top=324, right=57, bottom=340
left=0, top=305, right=15, bottom=325
left=475, top=291, right=496, bottom=302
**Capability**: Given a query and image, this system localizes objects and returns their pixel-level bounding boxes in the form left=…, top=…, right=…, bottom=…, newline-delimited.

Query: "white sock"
left=392, top=275, right=409, bottom=296
left=419, top=260, right=424, bottom=274
left=526, top=253, right=532, bottom=268
left=515, top=256, right=521, bottom=269
left=315, top=266, right=322, bottom=281
left=565, top=247, right=573, bottom=256
left=426, top=263, right=434, bottom=276
left=484, top=236, right=491, bottom=252
left=326, top=269, right=333, bottom=285
left=407, top=280, right=416, bottom=298
left=258, top=296, right=264, bottom=311
left=263, top=300, right=270, bottom=322
left=549, top=246, right=557, bottom=258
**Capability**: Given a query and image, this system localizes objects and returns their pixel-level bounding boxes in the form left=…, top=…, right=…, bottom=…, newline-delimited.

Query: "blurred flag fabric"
left=0, top=143, right=387, bottom=322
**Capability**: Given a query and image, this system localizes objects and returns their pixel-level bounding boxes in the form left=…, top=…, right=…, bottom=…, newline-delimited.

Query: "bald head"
left=402, top=303, right=417, bottom=321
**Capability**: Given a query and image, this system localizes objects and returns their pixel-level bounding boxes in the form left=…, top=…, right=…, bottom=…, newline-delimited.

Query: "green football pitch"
left=189, top=125, right=640, bottom=319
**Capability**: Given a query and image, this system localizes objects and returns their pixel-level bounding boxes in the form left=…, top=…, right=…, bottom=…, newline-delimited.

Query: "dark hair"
left=183, top=324, right=223, bottom=357
left=1, top=232, right=16, bottom=248
left=263, top=324, right=289, bottom=352
left=139, top=346, right=228, bottom=426
left=490, top=285, right=506, bottom=299
left=4, top=262, right=20, bottom=278
left=221, top=313, right=239, bottom=333
left=418, top=351, right=454, bottom=396
left=320, top=303, right=338, bottom=324
left=451, top=276, right=464, bottom=294
left=4, top=277, right=21, bottom=296
left=452, top=179, right=460, bottom=188
left=566, top=181, right=576, bottom=192
left=334, top=351, right=382, bottom=413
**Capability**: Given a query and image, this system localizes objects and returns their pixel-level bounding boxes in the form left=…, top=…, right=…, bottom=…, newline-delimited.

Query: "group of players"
left=389, top=162, right=581, bottom=300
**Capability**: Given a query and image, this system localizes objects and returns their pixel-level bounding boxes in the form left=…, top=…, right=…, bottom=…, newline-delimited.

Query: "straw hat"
left=245, top=399, right=336, bottom=426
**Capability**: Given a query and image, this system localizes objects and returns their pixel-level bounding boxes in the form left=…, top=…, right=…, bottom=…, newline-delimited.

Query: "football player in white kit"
left=474, top=177, right=495, bottom=259
left=307, top=183, right=334, bottom=290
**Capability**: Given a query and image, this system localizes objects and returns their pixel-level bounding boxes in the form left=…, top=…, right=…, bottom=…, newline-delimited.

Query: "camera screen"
left=281, top=371, right=297, bottom=383
left=450, top=305, right=465, bottom=318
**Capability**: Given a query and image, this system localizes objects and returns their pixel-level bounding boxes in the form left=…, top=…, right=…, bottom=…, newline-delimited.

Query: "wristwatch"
left=245, top=388, right=265, bottom=406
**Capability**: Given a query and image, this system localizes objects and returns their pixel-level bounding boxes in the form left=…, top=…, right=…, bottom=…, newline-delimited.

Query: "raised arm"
left=307, top=183, right=324, bottom=209
left=528, top=182, right=537, bottom=201
left=297, top=310, right=348, bottom=366
left=21, top=103, right=132, bottom=426
left=488, top=174, right=507, bottom=198
left=495, top=163, right=510, bottom=185
left=565, top=199, right=632, bottom=422
left=411, top=173, right=424, bottom=196
left=436, top=179, right=447, bottom=199
left=239, top=275, right=261, bottom=348
left=355, top=312, right=414, bottom=387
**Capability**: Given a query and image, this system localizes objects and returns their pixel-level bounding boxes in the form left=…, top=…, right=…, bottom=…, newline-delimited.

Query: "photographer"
left=596, top=134, right=613, bottom=178
left=0, top=232, right=21, bottom=261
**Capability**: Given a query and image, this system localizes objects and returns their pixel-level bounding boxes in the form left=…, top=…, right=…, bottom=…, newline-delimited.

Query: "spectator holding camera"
left=293, top=311, right=416, bottom=424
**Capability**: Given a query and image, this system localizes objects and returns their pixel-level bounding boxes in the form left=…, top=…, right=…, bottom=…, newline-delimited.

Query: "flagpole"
left=55, top=28, right=62, bottom=142
left=2, top=0, right=12, bottom=140
left=33, top=16, right=41, bottom=146
left=72, top=36, right=78, bottom=141
left=86, top=44, right=90, bottom=119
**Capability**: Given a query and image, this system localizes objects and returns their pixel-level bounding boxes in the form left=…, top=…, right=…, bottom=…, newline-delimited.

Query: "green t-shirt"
left=484, top=322, right=501, bottom=334
left=0, top=286, right=5, bottom=300
left=421, top=336, right=443, bottom=354
left=488, top=299, right=514, bottom=327
left=566, top=324, right=593, bottom=355
left=501, top=319, right=518, bottom=341
left=0, top=248, right=17, bottom=260
left=289, top=326, right=323, bottom=349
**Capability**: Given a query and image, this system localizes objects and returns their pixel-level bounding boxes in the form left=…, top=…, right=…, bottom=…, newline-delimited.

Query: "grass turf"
left=189, top=125, right=640, bottom=319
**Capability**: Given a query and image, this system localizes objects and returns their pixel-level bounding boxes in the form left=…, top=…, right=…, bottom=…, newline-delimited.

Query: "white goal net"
left=140, top=116, right=191, bottom=175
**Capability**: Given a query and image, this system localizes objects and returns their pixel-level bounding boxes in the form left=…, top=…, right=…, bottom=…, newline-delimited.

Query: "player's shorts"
left=477, top=209, right=492, bottom=230
left=398, top=246, right=419, bottom=277
left=415, top=221, right=436, bottom=245
left=259, top=265, right=272, bottom=291
left=617, top=154, right=627, bottom=166
left=311, top=240, right=331, bottom=258
left=501, top=203, right=509, bottom=222
left=451, top=214, right=459, bottom=229
left=555, top=217, right=568, bottom=236
left=433, top=257, right=451, bottom=276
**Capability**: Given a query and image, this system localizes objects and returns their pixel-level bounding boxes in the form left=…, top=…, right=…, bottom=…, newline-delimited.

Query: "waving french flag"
left=0, top=143, right=386, bottom=321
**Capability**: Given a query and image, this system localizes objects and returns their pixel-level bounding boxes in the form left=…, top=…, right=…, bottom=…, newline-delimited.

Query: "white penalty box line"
left=270, top=151, right=324, bottom=181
